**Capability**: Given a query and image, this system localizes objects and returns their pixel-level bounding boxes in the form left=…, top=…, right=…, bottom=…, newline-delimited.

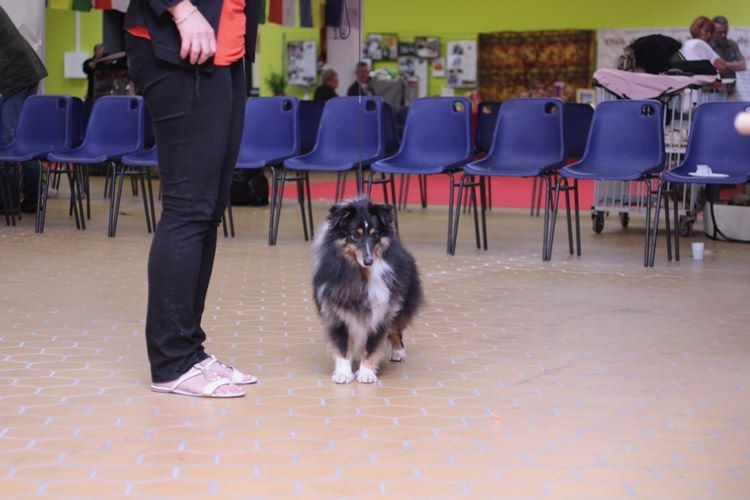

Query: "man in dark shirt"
left=313, top=68, right=339, bottom=102
left=347, top=61, right=375, bottom=97
left=82, top=43, right=108, bottom=100
left=711, top=15, right=746, bottom=97
left=0, top=6, right=48, bottom=212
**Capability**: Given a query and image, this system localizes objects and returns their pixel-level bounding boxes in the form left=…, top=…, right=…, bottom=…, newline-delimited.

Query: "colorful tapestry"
left=478, top=30, right=595, bottom=102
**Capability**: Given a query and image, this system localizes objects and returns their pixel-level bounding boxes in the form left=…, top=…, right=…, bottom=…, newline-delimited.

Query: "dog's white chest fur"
left=366, top=259, right=392, bottom=328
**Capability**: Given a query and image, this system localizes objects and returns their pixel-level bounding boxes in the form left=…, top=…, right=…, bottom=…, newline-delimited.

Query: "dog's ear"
left=370, top=203, right=394, bottom=229
left=328, top=203, right=355, bottom=229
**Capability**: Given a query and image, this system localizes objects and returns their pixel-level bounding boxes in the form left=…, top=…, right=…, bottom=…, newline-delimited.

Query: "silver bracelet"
left=174, top=5, right=198, bottom=26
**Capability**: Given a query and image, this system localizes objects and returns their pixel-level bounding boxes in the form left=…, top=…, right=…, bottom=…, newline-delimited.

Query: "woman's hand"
left=168, top=0, right=216, bottom=65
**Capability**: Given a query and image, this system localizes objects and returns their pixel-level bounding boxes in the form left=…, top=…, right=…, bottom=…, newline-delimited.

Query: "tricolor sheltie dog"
left=312, top=197, right=423, bottom=384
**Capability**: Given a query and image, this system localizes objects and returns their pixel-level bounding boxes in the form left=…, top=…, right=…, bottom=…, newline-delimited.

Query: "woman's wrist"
left=167, top=0, right=196, bottom=24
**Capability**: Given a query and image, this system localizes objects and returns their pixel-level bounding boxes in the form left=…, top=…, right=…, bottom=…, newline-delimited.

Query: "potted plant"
left=265, top=71, right=287, bottom=96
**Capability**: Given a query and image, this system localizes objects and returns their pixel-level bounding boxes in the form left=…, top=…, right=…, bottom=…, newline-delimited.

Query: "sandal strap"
left=204, top=355, right=247, bottom=384
left=200, top=376, right=233, bottom=396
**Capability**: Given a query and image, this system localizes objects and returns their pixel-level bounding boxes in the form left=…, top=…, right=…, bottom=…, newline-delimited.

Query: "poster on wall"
left=364, top=33, right=398, bottom=61
left=597, top=27, right=750, bottom=100
left=415, top=36, right=440, bottom=58
left=446, top=40, right=478, bottom=88
left=431, top=57, right=446, bottom=77
left=398, top=42, right=416, bottom=57
left=398, top=56, right=428, bottom=98
left=287, top=40, right=317, bottom=86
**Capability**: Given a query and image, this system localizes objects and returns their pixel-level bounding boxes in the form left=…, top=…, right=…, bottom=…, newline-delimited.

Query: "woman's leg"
left=126, top=35, right=240, bottom=387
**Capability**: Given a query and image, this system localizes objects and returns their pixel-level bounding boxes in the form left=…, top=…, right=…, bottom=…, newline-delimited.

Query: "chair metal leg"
left=419, top=175, right=428, bottom=208
left=110, top=163, right=126, bottom=237
left=470, top=179, right=480, bottom=249
left=388, top=174, right=399, bottom=234
left=295, top=174, right=309, bottom=241
left=269, top=168, right=286, bottom=246
left=534, top=175, right=556, bottom=260
left=642, top=178, right=654, bottom=267
left=547, top=176, right=563, bottom=259
left=305, top=171, right=314, bottom=239
left=146, top=173, right=157, bottom=233
left=486, top=177, right=493, bottom=211
left=563, top=178, right=574, bottom=255
left=67, top=170, right=82, bottom=230
left=398, top=174, right=409, bottom=210
left=449, top=173, right=463, bottom=255
left=479, top=177, right=488, bottom=250
left=226, top=203, right=235, bottom=238
left=138, top=171, right=152, bottom=233
left=335, top=172, right=346, bottom=201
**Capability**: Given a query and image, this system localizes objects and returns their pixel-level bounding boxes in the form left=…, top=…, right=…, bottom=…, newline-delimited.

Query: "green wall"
left=44, top=8, right=103, bottom=97
left=43, top=1, right=750, bottom=97
left=363, top=0, right=750, bottom=96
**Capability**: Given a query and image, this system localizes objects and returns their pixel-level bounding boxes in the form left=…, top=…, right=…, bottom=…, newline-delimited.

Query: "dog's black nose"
left=363, top=255, right=374, bottom=266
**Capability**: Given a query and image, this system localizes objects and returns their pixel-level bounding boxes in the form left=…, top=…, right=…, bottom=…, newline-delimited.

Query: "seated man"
left=347, top=61, right=375, bottom=97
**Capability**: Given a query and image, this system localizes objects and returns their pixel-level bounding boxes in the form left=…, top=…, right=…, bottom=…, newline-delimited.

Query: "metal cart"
left=590, top=70, right=728, bottom=236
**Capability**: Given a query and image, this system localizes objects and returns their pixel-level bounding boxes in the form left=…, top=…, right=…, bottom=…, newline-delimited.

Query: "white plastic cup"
left=691, top=242, right=705, bottom=260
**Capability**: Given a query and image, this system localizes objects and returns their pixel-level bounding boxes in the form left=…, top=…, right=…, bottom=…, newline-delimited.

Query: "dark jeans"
left=125, top=34, right=246, bottom=383
left=1, top=84, right=41, bottom=203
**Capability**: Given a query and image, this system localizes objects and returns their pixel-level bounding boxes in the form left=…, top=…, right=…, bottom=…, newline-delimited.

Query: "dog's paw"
left=356, top=367, right=378, bottom=384
left=390, top=348, right=406, bottom=362
left=332, top=371, right=354, bottom=384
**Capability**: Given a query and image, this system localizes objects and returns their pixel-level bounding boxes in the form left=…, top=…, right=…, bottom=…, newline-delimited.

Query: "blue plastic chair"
left=235, top=97, right=300, bottom=244
left=650, top=101, right=750, bottom=265
left=299, top=100, right=324, bottom=154
left=457, top=98, right=567, bottom=259
left=278, top=96, right=387, bottom=243
left=0, top=95, right=81, bottom=232
left=370, top=97, right=473, bottom=252
left=549, top=99, right=666, bottom=266
left=528, top=102, right=594, bottom=218
left=48, top=96, right=146, bottom=236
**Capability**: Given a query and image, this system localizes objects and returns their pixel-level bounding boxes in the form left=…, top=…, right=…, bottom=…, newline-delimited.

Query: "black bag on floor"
left=230, top=170, right=269, bottom=206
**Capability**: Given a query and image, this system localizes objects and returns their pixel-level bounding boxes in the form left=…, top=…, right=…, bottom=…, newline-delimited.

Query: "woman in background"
left=681, top=16, right=728, bottom=74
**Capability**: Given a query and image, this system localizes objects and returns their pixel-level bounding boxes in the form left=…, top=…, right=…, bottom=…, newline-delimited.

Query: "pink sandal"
left=203, top=355, right=258, bottom=385
left=150, top=362, right=245, bottom=398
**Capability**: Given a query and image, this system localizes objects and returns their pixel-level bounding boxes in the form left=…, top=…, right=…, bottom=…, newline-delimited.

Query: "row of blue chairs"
left=3, top=94, right=746, bottom=267
left=457, top=99, right=750, bottom=266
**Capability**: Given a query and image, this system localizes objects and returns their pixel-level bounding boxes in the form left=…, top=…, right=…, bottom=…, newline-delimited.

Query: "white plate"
left=688, top=172, right=729, bottom=178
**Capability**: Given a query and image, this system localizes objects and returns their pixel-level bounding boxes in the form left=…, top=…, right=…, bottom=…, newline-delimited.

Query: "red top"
left=127, top=0, right=246, bottom=66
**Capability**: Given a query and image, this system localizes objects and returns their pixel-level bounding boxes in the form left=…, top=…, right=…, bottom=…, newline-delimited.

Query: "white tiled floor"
left=1, top=179, right=749, bottom=497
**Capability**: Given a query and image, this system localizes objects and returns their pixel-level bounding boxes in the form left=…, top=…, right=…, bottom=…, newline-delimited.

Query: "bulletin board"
left=287, top=40, right=317, bottom=87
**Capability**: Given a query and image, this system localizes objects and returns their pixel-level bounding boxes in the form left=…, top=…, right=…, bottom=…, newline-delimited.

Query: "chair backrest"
left=563, top=102, right=594, bottom=159
left=240, top=96, right=300, bottom=159
left=14, top=95, right=79, bottom=153
left=299, top=99, right=324, bottom=153
left=312, top=96, right=384, bottom=158
left=381, top=102, right=400, bottom=154
left=580, top=99, right=665, bottom=172
left=679, top=101, right=750, bottom=176
left=82, top=96, right=145, bottom=152
left=475, top=100, right=502, bottom=153
left=483, top=98, right=565, bottom=167
left=398, top=97, right=473, bottom=162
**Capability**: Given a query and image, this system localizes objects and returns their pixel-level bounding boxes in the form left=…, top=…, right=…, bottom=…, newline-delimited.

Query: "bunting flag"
left=71, top=0, right=92, bottom=11
left=325, top=0, right=342, bottom=27
left=281, top=0, right=295, bottom=27
left=299, top=0, right=312, bottom=28
left=268, top=0, right=282, bottom=24
left=48, top=0, right=72, bottom=9
left=93, top=0, right=129, bottom=11
left=269, top=0, right=295, bottom=26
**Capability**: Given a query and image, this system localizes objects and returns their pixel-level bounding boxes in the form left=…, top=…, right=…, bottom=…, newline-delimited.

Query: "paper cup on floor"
left=691, top=242, right=705, bottom=260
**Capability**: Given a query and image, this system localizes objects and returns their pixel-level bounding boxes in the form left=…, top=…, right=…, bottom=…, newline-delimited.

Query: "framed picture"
left=415, top=36, right=440, bottom=58
left=398, top=42, right=416, bottom=57
left=287, top=41, right=317, bottom=86
left=365, top=33, right=398, bottom=61
left=576, top=88, right=595, bottom=105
